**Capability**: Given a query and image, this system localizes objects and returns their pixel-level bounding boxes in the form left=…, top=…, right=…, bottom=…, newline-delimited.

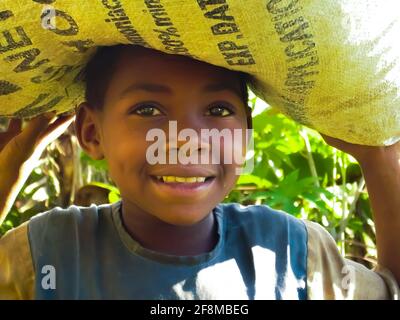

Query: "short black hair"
left=83, top=45, right=252, bottom=127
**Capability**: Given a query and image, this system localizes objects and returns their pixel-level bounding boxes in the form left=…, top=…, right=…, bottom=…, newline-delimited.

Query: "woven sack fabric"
left=0, top=0, right=399, bottom=145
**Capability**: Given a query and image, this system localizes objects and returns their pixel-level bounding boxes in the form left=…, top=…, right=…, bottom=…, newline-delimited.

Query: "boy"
left=0, top=45, right=399, bottom=299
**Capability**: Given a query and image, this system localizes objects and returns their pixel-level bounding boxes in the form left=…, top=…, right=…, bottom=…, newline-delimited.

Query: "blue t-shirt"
left=27, top=201, right=307, bottom=299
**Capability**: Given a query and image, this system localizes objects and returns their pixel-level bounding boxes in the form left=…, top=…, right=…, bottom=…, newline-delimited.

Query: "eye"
left=131, top=104, right=163, bottom=117
left=206, top=104, right=234, bottom=117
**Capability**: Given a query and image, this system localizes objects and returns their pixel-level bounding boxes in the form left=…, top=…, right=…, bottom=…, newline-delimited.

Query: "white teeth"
left=164, top=176, right=176, bottom=183
left=157, top=176, right=209, bottom=183
left=183, top=177, right=198, bottom=183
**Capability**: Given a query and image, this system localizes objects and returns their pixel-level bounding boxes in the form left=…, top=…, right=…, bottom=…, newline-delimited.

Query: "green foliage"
left=0, top=93, right=377, bottom=267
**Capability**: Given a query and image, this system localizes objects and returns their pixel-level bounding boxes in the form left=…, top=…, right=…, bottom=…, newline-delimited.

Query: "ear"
left=74, top=102, right=104, bottom=160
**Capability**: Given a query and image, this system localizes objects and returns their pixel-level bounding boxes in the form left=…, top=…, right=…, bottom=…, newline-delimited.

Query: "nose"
left=163, top=120, right=211, bottom=159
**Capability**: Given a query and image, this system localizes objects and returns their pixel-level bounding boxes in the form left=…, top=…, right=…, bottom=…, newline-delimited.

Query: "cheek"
left=216, top=130, right=246, bottom=190
left=101, top=125, right=149, bottom=179
left=217, top=128, right=247, bottom=167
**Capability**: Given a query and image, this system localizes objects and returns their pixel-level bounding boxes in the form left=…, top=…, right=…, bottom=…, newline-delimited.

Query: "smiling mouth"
left=150, top=175, right=216, bottom=191
left=153, top=176, right=215, bottom=183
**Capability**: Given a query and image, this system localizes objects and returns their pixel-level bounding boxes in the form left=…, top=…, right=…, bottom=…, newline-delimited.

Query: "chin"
left=155, top=208, right=211, bottom=226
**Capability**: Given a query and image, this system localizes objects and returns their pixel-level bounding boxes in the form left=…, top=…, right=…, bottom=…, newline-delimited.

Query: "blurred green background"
left=0, top=92, right=377, bottom=268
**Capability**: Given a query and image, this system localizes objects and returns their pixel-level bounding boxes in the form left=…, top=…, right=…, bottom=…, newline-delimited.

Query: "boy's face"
left=78, top=46, right=250, bottom=226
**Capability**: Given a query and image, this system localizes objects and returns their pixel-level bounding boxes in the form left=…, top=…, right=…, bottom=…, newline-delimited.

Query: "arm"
left=0, top=113, right=75, bottom=225
left=358, top=145, right=400, bottom=283
left=321, top=134, right=400, bottom=283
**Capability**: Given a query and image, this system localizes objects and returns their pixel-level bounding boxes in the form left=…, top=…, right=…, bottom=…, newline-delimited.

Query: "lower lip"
left=150, top=176, right=216, bottom=196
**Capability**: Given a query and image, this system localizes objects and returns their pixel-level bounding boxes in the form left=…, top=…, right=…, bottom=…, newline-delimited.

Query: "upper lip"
left=149, top=166, right=217, bottom=177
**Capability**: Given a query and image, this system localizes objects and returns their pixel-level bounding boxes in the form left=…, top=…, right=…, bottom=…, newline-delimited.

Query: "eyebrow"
left=119, top=82, right=243, bottom=99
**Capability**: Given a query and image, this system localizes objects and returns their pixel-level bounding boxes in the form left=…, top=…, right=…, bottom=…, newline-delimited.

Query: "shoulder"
left=302, top=219, right=399, bottom=300
left=0, top=221, right=34, bottom=299
left=26, top=201, right=119, bottom=256
left=216, top=202, right=306, bottom=234
left=216, top=202, right=301, bottom=222
left=216, top=202, right=307, bottom=251
left=302, top=219, right=337, bottom=251
left=28, top=201, right=117, bottom=231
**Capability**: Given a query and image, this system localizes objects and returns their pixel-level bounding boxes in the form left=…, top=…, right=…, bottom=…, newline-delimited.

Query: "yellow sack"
left=0, top=0, right=399, bottom=146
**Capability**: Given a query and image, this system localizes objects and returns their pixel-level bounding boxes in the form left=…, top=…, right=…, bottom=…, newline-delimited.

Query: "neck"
left=120, top=200, right=218, bottom=256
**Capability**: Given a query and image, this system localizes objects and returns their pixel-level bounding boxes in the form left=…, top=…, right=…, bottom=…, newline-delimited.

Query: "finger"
left=7, top=118, right=22, bottom=133
left=41, top=114, right=75, bottom=138
left=0, top=132, right=18, bottom=151
left=34, top=114, right=76, bottom=152
left=319, top=133, right=341, bottom=145
left=12, top=113, right=57, bottom=153
left=0, top=119, right=23, bottom=151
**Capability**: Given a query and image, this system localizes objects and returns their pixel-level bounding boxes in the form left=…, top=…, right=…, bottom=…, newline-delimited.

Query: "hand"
left=320, top=134, right=400, bottom=165
left=0, top=112, right=75, bottom=224
left=0, top=112, right=75, bottom=180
